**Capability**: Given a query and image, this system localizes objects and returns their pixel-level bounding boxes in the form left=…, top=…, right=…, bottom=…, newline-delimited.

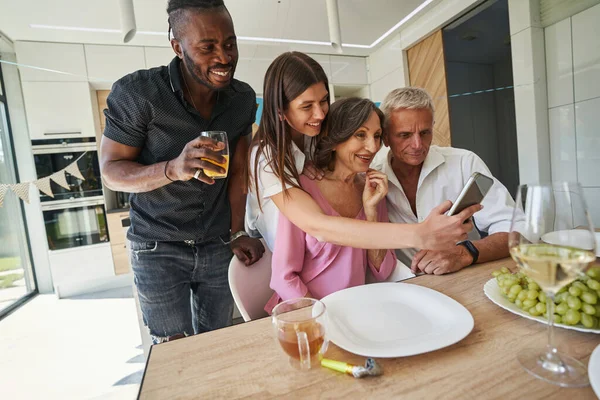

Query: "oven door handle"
left=41, top=196, right=105, bottom=211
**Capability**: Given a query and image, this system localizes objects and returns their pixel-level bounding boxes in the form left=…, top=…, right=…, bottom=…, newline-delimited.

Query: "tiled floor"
left=0, top=287, right=143, bottom=400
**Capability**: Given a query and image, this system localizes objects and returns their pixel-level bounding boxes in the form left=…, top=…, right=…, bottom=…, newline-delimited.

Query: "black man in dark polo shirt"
left=100, top=0, right=265, bottom=343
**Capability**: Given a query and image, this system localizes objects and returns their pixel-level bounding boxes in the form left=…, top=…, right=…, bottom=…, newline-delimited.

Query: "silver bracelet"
left=228, top=230, right=249, bottom=244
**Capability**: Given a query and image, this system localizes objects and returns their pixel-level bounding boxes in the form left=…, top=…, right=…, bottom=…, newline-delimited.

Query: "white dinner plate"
left=541, top=230, right=600, bottom=257
left=483, top=278, right=600, bottom=334
left=590, top=344, right=600, bottom=398
left=320, top=282, right=474, bottom=358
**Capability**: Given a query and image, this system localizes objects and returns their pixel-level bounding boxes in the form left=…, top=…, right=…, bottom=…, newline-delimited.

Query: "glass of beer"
left=200, top=131, right=229, bottom=179
left=271, top=298, right=328, bottom=370
left=509, top=182, right=596, bottom=387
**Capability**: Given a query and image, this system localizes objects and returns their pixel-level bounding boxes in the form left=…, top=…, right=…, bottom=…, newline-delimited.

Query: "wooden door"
left=406, top=30, right=451, bottom=147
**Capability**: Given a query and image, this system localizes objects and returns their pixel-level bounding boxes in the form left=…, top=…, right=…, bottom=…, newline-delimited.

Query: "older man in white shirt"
left=371, top=87, right=515, bottom=275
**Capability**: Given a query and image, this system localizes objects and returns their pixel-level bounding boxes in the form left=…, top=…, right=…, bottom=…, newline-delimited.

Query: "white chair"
left=228, top=239, right=274, bottom=321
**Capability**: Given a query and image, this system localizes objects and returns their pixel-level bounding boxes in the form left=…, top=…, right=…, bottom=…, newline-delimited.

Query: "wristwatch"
left=230, top=230, right=249, bottom=243
left=458, top=240, right=479, bottom=265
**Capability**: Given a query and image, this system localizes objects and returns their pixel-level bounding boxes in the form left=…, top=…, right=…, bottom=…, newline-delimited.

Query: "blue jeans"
left=130, top=235, right=234, bottom=343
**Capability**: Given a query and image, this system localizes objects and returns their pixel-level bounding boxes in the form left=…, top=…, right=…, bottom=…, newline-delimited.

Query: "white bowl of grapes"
left=484, top=266, right=600, bottom=333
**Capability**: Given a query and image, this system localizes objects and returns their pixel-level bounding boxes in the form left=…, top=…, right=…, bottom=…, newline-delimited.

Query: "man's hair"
left=167, top=0, right=227, bottom=39
left=380, top=87, right=435, bottom=126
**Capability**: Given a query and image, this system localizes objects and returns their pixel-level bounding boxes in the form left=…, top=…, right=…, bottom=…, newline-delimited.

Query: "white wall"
left=367, top=33, right=407, bottom=102
left=545, top=4, right=600, bottom=226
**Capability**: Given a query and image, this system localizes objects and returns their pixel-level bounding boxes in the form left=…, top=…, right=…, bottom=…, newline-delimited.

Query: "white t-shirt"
left=371, top=145, right=516, bottom=266
left=245, top=141, right=306, bottom=251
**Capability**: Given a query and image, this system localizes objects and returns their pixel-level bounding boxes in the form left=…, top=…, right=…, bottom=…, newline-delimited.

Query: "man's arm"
left=100, top=136, right=227, bottom=193
left=227, top=135, right=264, bottom=265
left=411, top=232, right=509, bottom=275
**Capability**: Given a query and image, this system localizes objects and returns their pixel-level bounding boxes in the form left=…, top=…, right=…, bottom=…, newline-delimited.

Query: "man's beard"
left=183, top=50, right=233, bottom=92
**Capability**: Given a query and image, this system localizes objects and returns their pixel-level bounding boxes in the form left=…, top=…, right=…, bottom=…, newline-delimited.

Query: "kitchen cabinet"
left=85, top=44, right=146, bottom=87
left=48, top=243, right=115, bottom=291
left=144, top=47, right=176, bottom=69
left=21, top=81, right=96, bottom=139
left=329, top=55, right=368, bottom=85
left=15, top=41, right=88, bottom=82
left=107, top=210, right=131, bottom=275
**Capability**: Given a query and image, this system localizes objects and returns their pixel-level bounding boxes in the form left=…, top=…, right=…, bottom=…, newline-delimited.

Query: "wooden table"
left=138, top=259, right=599, bottom=399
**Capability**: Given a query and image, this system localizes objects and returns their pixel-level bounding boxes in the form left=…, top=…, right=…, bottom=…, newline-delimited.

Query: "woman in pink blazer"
left=265, top=98, right=396, bottom=312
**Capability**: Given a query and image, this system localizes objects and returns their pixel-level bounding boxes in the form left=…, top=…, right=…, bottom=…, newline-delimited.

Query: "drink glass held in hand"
left=509, top=182, right=596, bottom=387
left=271, top=298, right=328, bottom=371
left=200, top=131, right=229, bottom=179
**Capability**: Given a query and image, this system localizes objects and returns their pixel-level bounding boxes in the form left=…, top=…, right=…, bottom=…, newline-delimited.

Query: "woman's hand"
left=362, top=169, right=388, bottom=221
left=302, top=160, right=325, bottom=180
left=415, top=200, right=483, bottom=250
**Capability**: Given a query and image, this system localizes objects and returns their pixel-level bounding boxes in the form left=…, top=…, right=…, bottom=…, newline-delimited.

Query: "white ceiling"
left=0, top=0, right=428, bottom=56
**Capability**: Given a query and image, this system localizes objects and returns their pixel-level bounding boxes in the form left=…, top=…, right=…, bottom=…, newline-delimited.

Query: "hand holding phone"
left=446, top=172, right=493, bottom=217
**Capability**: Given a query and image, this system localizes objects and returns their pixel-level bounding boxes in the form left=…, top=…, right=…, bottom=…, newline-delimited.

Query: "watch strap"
left=458, top=240, right=479, bottom=265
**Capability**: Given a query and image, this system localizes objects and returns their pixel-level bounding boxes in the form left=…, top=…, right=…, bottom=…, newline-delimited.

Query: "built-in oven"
left=32, top=137, right=109, bottom=250
left=41, top=198, right=109, bottom=251
left=32, top=137, right=102, bottom=202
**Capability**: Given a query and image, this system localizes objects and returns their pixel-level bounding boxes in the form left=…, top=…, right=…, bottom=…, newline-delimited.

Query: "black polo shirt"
left=103, top=56, right=256, bottom=243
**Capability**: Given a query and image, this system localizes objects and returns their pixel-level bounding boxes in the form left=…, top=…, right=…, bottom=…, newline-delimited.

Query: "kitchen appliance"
left=32, top=137, right=109, bottom=250
left=32, top=137, right=102, bottom=202
left=41, top=198, right=109, bottom=251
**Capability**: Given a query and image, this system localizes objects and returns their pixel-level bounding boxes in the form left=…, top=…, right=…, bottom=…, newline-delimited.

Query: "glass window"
left=0, top=69, right=36, bottom=315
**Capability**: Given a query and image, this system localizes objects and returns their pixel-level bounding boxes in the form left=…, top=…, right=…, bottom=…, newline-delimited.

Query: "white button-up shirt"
left=371, top=145, right=516, bottom=266
left=245, top=141, right=306, bottom=251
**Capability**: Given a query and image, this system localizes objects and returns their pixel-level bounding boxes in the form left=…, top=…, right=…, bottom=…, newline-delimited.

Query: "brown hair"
left=313, top=97, right=384, bottom=171
left=247, top=52, right=329, bottom=206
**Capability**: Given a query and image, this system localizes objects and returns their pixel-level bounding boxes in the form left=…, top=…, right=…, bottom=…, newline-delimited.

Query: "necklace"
left=180, top=64, right=198, bottom=111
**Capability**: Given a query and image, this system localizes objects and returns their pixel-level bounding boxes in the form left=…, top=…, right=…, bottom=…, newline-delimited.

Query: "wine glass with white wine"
left=509, top=182, right=596, bottom=387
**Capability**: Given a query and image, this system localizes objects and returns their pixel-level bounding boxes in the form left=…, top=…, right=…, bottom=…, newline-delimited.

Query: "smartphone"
left=445, top=172, right=494, bottom=216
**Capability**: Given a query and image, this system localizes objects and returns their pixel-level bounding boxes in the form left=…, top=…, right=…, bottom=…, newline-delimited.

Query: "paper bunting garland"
left=65, top=161, right=85, bottom=181
left=49, top=170, right=70, bottom=190
left=0, top=185, right=8, bottom=207
left=0, top=152, right=88, bottom=207
left=33, top=177, right=54, bottom=198
left=10, top=183, right=30, bottom=204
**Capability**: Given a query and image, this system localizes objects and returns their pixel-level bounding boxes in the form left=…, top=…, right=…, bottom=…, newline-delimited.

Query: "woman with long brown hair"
left=246, top=51, right=480, bottom=253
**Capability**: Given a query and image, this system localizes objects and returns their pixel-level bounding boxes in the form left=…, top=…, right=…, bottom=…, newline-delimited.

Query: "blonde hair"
left=381, top=87, right=434, bottom=126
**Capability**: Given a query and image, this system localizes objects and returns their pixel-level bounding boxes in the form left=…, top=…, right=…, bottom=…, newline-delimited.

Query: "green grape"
left=581, top=291, right=598, bottom=305
left=557, top=286, right=568, bottom=294
left=500, top=266, right=510, bottom=274
left=572, top=281, right=589, bottom=292
left=582, top=303, right=596, bottom=315
left=568, top=286, right=583, bottom=297
left=515, top=298, right=524, bottom=309
left=527, top=290, right=539, bottom=300
left=587, top=267, right=600, bottom=280
left=556, top=302, right=569, bottom=315
left=509, top=284, right=523, bottom=296
left=587, top=279, right=600, bottom=291
left=581, top=313, right=597, bottom=329
left=535, top=302, right=546, bottom=314
left=564, top=309, right=581, bottom=325
left=528, top=282, right=540, bottom=292
left=523, top=299, right=538, bottom=309
left=492, top=270, right=502, bottom=277
left=529, top=306, right=542, bottom=316
left=555, top=292, right=569, bottom=304
left=554, top=314, right=562, bottom=324
left=538, top=291, right=547, bottom=303
left=567, top=295, right=582, bottom=311
left=517, top=290, right=528, bottom=301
